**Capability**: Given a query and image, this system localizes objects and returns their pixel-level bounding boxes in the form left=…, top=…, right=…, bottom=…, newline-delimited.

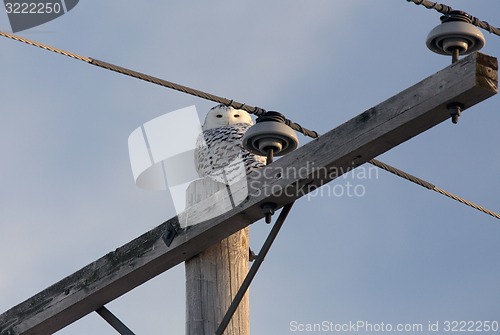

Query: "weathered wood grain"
left=185, top=178, right=250, bottom=335
left=0, top=52, right=497, bottom=335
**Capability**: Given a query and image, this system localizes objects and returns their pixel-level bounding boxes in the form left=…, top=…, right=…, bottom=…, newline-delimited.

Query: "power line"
left=1, top=30, right=497, bottom=221
left=369, top=159, right=500, bottom=220
left=0, top=30, right=91, bottom=62
left=406, top=0, right=500, bottom=37
left=0, top=30, right=319, bottom=139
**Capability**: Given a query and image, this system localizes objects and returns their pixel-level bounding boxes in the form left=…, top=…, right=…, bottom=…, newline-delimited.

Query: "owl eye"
left=234, top=114, right=240, bottom=118
left=216, top=114, right=223, bottom=118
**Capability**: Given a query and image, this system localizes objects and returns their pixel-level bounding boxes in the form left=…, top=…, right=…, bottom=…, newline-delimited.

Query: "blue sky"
left=1, top=1, right=499, bottom=334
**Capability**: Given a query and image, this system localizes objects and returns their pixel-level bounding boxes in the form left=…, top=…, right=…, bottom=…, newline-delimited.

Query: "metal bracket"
left=215, top=202, right=294, bottom=335
left=162, top=220, right=182, bottom=247
left=95, top=306, right=136, bottom=335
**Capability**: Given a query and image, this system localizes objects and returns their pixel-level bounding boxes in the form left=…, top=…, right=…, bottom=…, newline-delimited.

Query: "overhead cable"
left=369, top=159, right=500, bottom=220
left=406, top=0, right=500, bottom=37
left=0, top=30, right=319, bottom=139
left=1, top=30, right=497, bottom=220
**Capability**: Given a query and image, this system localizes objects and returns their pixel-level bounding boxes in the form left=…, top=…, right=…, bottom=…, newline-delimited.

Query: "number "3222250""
left=5, top=2, right=62, bottom=14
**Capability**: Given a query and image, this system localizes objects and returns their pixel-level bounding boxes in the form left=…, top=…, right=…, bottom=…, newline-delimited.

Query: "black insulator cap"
left=440, top=10, right=473, bottom=24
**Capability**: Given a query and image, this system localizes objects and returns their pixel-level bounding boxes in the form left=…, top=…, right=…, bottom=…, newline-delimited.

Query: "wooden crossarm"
left=0, top=52, right=497, bottom=335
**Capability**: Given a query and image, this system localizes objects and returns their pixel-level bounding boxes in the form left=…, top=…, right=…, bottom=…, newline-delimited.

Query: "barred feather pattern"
left=194, top=122, right=266, bottom=184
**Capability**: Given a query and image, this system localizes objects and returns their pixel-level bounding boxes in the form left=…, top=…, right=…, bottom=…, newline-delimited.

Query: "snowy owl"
left=194, top=104, right=267, bottom=184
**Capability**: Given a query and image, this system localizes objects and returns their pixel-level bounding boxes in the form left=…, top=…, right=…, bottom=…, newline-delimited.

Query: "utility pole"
left=185, top=178, right=250, bottom=335
left=0, top=52, right=497, bottom=335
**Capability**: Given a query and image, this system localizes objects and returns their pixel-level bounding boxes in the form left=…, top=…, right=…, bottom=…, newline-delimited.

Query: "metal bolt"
left=447, top=102, right=464, bottom=124
left=261, top=203, right=276, bottom=224
left=266, top=148, right=274, bottom=164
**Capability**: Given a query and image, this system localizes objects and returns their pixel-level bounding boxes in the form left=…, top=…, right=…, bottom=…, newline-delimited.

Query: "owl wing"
left=194, top=123, right=266, bottom=183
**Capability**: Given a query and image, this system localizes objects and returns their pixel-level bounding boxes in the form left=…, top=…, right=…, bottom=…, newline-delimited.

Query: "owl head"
left=202, top=104, right=253, bottom=130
